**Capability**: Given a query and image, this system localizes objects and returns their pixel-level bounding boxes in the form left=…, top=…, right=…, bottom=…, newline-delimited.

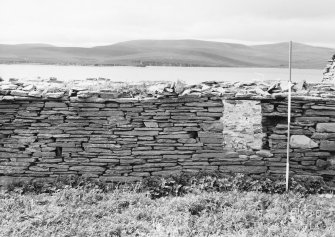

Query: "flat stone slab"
left=316, top=123, right=335, bottom=133
left=219, top=165, right=267, bottom=174
left=320, top=141, right=335, bottom=151
left=295, top=117, right=330, bottom=123
left=290, top=135, right=318, bottom=149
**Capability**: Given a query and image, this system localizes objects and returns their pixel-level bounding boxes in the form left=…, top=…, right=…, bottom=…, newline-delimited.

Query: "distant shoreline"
left=0, top=64, right=323, bottom=84
left=0, top=62, right=270, bottom=68
left=0, top=62, right=315, bottom=70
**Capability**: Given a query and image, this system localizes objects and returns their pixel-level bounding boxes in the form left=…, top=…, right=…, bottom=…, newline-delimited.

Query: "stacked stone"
left=262, top=99, right=335, bottom=181
left=2, top=79, right=335, bottom=185
left=0, top=86, right=230, bottom=183
left=323, top=57, right=335, bottom=82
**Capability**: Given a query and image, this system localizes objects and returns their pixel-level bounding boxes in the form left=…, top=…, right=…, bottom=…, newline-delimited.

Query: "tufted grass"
left=1, top=187, right=335, bottom=237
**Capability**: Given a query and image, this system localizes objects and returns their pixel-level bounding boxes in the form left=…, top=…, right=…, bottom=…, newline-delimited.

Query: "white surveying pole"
left=286, top=41, right=292, bottom=192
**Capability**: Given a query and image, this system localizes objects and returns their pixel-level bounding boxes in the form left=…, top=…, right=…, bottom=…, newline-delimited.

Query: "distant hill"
left=0, top=40, right=334, bottom=69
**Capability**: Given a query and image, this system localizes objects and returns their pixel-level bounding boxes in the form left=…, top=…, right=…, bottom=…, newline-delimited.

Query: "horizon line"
left=1, top=39, right=334, bottom=49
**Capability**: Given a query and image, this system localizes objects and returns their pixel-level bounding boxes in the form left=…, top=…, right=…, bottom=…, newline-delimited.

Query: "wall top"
left=323, top=55, right=335, bottom=82
left=0, top=79, right=334, bottom=102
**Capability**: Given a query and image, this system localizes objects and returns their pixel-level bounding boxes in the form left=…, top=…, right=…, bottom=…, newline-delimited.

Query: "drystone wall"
left=0, top=92, right=230, bottom=185
left=1, top=80, right=335, bottom=186
left=262, top=98, right=335, bottom=180
left=323, top=56, right=335, bottom=82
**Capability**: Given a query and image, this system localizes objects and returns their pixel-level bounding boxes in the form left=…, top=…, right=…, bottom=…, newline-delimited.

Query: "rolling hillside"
left=0, top=40, right=334, bottom=69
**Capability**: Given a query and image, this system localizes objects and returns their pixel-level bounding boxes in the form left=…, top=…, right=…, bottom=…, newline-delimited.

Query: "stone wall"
left=0, top=93, right=229, bottom=183
left=323, top=57, right=335, bottom=82
left=1, top=80, right=335, bottom=186
left=262, top=98, right=335, bottom=181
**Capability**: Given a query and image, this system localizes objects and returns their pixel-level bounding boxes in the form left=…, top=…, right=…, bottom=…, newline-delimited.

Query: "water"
left=0, top=64, right=323, bottom=84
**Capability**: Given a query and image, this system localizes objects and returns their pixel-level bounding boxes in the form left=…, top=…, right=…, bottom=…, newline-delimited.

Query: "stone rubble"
left=323, top=54, right=335, bottom=82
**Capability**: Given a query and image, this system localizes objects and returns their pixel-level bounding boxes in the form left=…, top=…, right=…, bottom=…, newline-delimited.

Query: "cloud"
left=0, top=0, right=335, bottom=47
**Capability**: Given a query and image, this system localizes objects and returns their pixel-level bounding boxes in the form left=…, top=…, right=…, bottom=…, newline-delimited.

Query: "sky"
left=1, top=0, right=335, bottom=48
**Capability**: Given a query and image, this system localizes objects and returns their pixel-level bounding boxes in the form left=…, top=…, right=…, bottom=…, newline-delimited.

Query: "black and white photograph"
left=0, top=0, right=335, bottom=236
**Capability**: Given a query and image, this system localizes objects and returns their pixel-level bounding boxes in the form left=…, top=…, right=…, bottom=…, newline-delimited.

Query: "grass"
left=1, top=185, right=335, bottom=237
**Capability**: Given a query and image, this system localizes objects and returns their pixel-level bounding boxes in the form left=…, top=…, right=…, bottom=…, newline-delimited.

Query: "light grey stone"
left=290, top=135, right=318, bottom=149
left=316, top=123, right=335, bottom=133
left=320, top=141, right=335, bottom=151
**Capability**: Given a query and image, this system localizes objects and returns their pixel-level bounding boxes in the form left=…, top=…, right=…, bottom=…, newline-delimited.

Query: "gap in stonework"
left=55, top=147, right=63, bottom=157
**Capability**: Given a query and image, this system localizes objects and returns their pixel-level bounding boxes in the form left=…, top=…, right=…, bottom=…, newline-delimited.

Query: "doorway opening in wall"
left=222, top=100, right=264, bottom=152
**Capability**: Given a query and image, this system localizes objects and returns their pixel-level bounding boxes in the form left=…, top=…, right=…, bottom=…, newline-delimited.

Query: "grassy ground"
left=1, top=187, right=334, bottom=237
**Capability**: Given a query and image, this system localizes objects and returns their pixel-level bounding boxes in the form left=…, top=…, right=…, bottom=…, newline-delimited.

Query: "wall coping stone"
left=1, top=80, right=334, bottom=102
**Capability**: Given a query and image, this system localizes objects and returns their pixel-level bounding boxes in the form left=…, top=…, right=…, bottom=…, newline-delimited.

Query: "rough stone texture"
left=219, top=165, right=267, bottom=174
left=222, top=100, right=263, bottom=151
left=323, top=58, right=335, bottom=82
left=1, top=80, right=335, bottom=186
left=0, top=90, right=232, bottom=185
left=320, top=141, right=335, bottom=151
left=263, top=99, right=335, bottom=181
left=290, top=135, right=318, bottom=149
left=316, top=123, right=335, bottom=133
